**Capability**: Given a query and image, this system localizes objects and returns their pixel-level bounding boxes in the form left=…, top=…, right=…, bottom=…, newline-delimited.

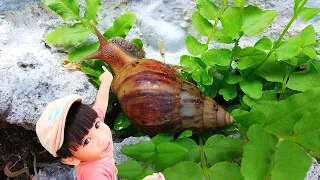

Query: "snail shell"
left=78, top=22, right=233, bottom=135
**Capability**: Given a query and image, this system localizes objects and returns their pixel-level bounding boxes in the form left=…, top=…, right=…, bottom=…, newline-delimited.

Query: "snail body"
left=79, top=24, right=233, bottom=135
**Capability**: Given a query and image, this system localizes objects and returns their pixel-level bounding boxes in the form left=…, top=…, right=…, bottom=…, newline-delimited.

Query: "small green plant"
left=42, top=0, right=320, bottom=179
left=42, top=0, right=139, bottom=129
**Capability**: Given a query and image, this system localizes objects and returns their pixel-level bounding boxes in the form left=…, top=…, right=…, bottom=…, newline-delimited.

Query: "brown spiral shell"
left=78, top=22, right=233, bottom=135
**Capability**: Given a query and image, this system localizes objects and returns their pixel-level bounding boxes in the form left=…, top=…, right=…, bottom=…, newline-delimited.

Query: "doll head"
left=57, top=102, right=113, bottom=165
left=36, top=95, right=113, bottom=166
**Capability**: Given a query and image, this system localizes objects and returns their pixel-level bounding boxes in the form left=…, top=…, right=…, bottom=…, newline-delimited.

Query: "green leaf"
left=220, top=7, right=241, bottom=40
left=256, top=58, right=286, bottom=82
left=293, top=112, right=320, bottom=152
left=224, top=74, right=242, bottom=84
left=191, top=68, right=202, bottom=83
left=175, top=138, right=200, bottom=163
left=180, top=55, right=202, bottom=72
left=204, top=135, right=244, bottom=165
left=235, top=111, right=266, bottom=130
left=254, top=37, right=273, bottom=50
left=213, top=29, right=234, bottom=44
left=239, top=78, right=263, bottom=99
left=204, top=80, right=221, bottom=98
left=271, top=140, right=312, bottom=180
left=104, top=12, right=136, bottom=39
left=131, top=38, right=143, bottom=48
left=275, top=36, right=302, bottom=60
left=192, top=11, right=213, bottom=36
left=242, top=6, right=277, bottom=36
left=113, top=110, right=131, bottom=130
left=231, top=109, right=249, bottom=117
left=200, top=67, right=213, bottom=85
left=177, top=130, right=193, bottom=139
left=303, top=47, right=317, bottom=59
left=151, top=134, right=174, bottom=147
left=236, top=47, right=266, bottom=70
left=202, top=49, right=232, bottom=67
left=208, top=162, right=244, bottom=180
left=181, top=70, right=192, bottom=81
left=287, top=71, right=320, bottom=92
left=45, top=23, right=91, bottom=45
left=243, top=90, right=277, bottom=108
left=218, top=84, right=237, bottom=101
left=153, top=142, right=188, bottom=171
left=240, top=125, right=278, bottom=180
left=233, top=0, right=246, bottom=7
left=116, top=160, right=141, bottom=180
left=297, top=53, right=311, bottom=66
left=300, top=25, right=316, bottom=46
left=252, top=89, right=320, bottom=136
left=80, top=59, right=107, bottom=79
left=84, top=0, right=101, bottom=23
left=294, top=0, right=303, bottom=13
left=284, top=57, right=298, bottom=66
left=298, top=8, right=320, bottom=21
left=163, top=161, right=202, bottom=180
left=68, top=42, right=99, bottom=62
left=311, top=61, right=320, bottom=73
left=185, top=35, right=207, bottom=56
left=120, top=141, right=156, bottom=162
left=195, top=0, right=219, bottom=20
left=42, top=0, right=80, bottom=21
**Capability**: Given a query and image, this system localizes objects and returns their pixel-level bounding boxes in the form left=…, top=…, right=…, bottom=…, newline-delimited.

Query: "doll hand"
left=99, top=66, right=113, bottom=83
left=142, top=172, right=165, bottom=180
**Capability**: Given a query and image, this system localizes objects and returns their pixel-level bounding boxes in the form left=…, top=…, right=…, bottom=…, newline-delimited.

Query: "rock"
left=306, top=160, right=320, bottom=180
left=33, top=165, right=76, bottom=180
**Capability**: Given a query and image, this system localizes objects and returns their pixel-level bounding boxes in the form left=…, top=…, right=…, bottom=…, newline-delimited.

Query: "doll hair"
left=56, top=102, right=98, bottom=158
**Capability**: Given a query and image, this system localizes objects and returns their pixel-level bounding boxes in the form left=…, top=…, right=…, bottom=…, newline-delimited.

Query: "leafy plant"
left=42, top=0, right=320, bottom=179
left=42, top=0, right=137, bottom=129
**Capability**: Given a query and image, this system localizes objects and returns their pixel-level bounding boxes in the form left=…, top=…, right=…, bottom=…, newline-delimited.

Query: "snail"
left=78, top=22, right=234, bottom=135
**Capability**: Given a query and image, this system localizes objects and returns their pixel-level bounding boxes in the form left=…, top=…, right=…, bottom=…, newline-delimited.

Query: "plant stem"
left=201, top=18, right=219, bottom=57
left=135, top=160, right=152, bottom=179
left=252, top=0, right=308, bottom=73
left=281, top=68, right=290, bottom=93
left=279, top=65, right=293, bottom=99
left=200, top=0, right=228, bottom=57
left=199, top=136, right=209, bottom=180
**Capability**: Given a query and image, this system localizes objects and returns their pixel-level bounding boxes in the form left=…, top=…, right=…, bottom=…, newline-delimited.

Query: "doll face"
left=72, top=119, right=113, bottom=162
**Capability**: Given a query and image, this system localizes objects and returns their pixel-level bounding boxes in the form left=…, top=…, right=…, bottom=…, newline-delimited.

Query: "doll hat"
left=36, top=94, right=82, bottom=157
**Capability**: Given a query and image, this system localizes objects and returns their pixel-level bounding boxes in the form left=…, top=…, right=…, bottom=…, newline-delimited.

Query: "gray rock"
left=306, top=160, right=320, bottom=180
left=33, top=164, right=76, bottom=180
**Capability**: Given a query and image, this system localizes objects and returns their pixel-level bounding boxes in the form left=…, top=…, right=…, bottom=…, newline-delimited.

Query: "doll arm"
left=142, top=172, right=165, bottom=180
left=92, top=66, right=113, bottom=116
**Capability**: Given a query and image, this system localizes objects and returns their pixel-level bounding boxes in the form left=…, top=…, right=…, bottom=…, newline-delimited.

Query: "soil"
left=0, top=119, right=56, bottom=180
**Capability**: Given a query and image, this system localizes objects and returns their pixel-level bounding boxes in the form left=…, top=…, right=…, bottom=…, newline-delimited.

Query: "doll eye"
left=95, top=121, right=100, bottom=129
left=83, top=138, right=91, bottom=146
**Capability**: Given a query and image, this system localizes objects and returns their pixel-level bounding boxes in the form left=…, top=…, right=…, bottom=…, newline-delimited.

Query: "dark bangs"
left=56, top=102, right=98, bottom=158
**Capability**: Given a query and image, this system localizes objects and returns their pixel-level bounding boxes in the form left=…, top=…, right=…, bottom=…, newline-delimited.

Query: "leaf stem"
left=279, top=65, right=293, bottom=99
left=252, top=16, right=296, bottom=73
left=200, top=0, right=228, bottom=57
left=201, top=18, right=219, bottom=56
left=135, top=160, right=152, bottom=179
left=251, top=0, right=308, bottom=73
left=199, top=136, right=209, bottom=180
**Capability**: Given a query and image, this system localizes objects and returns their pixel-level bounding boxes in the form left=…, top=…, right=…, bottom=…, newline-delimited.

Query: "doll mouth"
left=103, top=141, right=111, bottom=153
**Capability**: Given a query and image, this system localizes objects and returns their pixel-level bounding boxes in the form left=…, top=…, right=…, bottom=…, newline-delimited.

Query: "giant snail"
left=75, top=21, right=234, bottom=135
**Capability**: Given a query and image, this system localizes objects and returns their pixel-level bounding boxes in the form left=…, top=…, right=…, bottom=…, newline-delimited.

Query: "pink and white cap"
left=36, top=94, right=82, bottom=157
